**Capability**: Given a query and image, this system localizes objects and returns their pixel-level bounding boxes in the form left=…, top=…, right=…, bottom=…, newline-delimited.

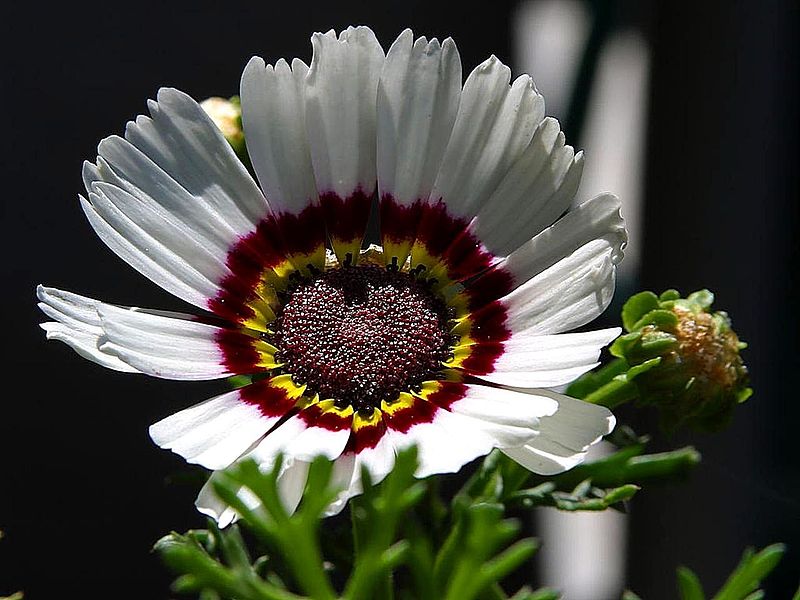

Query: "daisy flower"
left=37, top=26, right=626, bottom=523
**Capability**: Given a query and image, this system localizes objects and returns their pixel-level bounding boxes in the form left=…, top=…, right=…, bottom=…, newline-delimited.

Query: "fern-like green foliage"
left=156, top=448, right=548, bottom=600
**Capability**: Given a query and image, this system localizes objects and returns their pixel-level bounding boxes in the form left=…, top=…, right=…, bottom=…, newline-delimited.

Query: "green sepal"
left=622, top=291, right=660, bottom=332
left=610, top=332, right=643, bottom=358
left=625, top=357, right=662, bottom=381
left=686, top=289, right=714, bottom=310
left=659, top=289, right=681, bottom=301
left=631, top=309, right=679, bottom=333
left=610, top=330, right=676, bottom=364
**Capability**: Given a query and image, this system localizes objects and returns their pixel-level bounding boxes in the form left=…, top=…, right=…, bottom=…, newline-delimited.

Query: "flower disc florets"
left=270, top=263, right=455, bottom=412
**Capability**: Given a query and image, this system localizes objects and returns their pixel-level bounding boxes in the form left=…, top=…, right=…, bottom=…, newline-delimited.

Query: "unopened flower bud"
left=611, top=289, right=752, bottom=432
left=200, top=96, right=246, bottom=158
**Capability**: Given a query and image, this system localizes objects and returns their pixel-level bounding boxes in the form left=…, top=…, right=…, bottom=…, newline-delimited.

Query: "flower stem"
left=582, top=377, right=640, bottom=408
left=566, top=357, right=640, bottom=408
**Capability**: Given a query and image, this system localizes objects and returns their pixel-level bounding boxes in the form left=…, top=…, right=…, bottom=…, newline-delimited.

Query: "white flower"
left=37, top=26, right=626, bottom=524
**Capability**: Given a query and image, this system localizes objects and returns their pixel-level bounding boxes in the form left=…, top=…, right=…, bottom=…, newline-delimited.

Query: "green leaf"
left=603, top=484, right=640, bottom=504
left=343, top=446, right=424, bottom=600
left=677, top=566, right=706, bottom=600
left=434, top=499, right=541, bottom=600
left=479, top=539, right=540, bottom=588
left=622, top=291, right=660, bottom=331
left=713, top=544, right=786, bottom=600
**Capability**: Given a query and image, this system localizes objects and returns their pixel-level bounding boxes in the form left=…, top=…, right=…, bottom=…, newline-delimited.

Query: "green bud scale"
left=610, top=289, right=752, bottom=432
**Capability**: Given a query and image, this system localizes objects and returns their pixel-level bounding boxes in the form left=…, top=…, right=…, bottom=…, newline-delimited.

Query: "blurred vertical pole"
left=514, top=1, right=653, bottom=598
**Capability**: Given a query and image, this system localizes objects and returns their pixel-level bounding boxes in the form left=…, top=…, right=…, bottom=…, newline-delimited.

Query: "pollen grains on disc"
left=271, top=265, right=452, bottom=411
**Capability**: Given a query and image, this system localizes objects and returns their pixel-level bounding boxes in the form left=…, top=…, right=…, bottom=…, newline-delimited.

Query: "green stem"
left=583, top=377, right=640, bottom=408
left=380, top=571, right=395, bottom=600
left=350, top=498, right=363, bottom=562
left=277, top=522, right=336, bottom=600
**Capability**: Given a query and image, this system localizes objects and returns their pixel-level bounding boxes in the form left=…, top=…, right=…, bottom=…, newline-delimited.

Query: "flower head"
left=37, top=26, right=626, bottom=523
left=611, top=289, right=751, bottom=431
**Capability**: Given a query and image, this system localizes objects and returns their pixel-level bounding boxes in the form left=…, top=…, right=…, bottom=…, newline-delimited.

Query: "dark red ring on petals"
left=467, top=301, right=512, bottom=343
left=216, top=329, right=270, bottom=375
left=346, top=418, right=388, bottom=453
left=383, top=396, right=438, bottom=433
left=425, top=380, right=469, bottom=410
left=299, top=402, right=352, bottom=432
left=379, top=195, right=424, bottom=245
left=208, top=204, right=326, bottom=323
left=320, top=189, right=373, bottom=247
left=239, top=379, right=297, bottom=418
left=380, top=196, right=518, bottom=290
left=458, top=342, right=506, bottom=375
left=462, top=266, right=516, bottom=312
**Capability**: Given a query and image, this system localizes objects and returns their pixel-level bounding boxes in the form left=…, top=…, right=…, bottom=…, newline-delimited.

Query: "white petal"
left=323, top=453, right=360, bottom=517
left=96, top=303, right=230, bottom=380
left=283, top=418, right=351, bottom=461
left=535, top=390, right=616, bottom=452
left=195, top=457, right=310, bottom=525
left=502, top=148, right=583, bottom=255
left=445, top=383, right=558, bottom=428
left=40, top=322, right=137, bottom=373
left=388, top=408, right=496, bottom=478
left=501, top=193, right=626, bottom=285
left=241, top=57, right=319, bottom=214
left=430, top=55, right=544, bottom=219
left=196, top=476, right=240, bottom=527
left=501, top=444, right=587, bottom=476
left=122, top=88, right=267, bottom=229
left=37, top=285, right=139, bottom=373
left=89, top=139, right=246, bottom=258
left=305, top=26, right=385, bottom=197
left=474, top=328, right=621, bottom=388
left=87, top=179, right=229, bottom=285
left=377, top=30, right=461, bottom=205
left=247, top=416, right=310, bottom=469
left=472, top=118, right=585, bottom=256
left=428, top=384, right=560, bottom=450
left=500, top=238, right=618, bottom=336
left=80, top=193, right=220, bottom=309
left=276, top=459, right=311, bottom=515
left=355, top=433, right=397, bottom=484
left=149, top=389, right=282, bottom=470
left=81, top=88, right=271, bottom=308
left=501, top=391, right=615, bottom=475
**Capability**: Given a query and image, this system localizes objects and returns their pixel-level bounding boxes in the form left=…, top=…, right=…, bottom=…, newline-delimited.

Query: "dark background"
left=2, top=1, right=797, bottom=598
